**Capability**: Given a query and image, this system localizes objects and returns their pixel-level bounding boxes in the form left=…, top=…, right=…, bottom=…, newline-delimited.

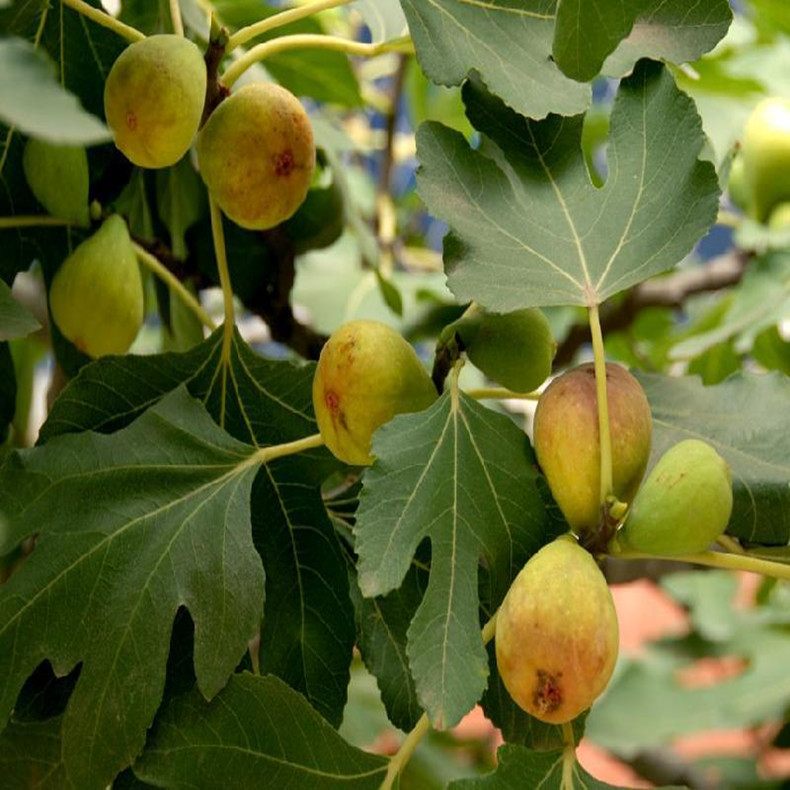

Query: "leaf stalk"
left=60, top=0, right=145, bottom=42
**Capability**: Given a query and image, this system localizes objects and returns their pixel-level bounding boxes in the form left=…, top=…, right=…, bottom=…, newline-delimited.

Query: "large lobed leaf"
left=0, top=388, right=265, bottom=788
left=354, top=389, right=553, bottom=729
left=41, top=330, right=355, bottom=726
left=640, top=372, right=790, bottom=546
left=416, top=60, right=719, bottom=312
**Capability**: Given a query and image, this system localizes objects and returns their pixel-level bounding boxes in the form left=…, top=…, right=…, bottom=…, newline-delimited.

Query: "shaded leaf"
left=0, top=716, right=66, bottom=789
left=0, top=343, right=16, bottom=442
left=355, top=389, right=551, bottom=728
left=133, top=674, right=388, bottom=788
left=0, top=279, right=40, bottom=341
left=417, top=61, right=719, bottom=311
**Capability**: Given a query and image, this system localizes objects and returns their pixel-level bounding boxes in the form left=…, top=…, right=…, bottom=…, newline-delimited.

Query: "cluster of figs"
left=24, top=34, right=316, bottom=358
left=312, top=312, right=733, bottom=725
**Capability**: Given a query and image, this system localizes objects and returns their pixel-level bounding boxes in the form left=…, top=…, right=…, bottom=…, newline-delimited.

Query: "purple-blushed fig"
left=533, top=363, right=652, bottom=533
left=312, top=320, right=437, bottom=465
left=614, top=439, right=733, bottom=556
left=49, top=215, right=144, bottom=357
left=104, top=35, right=207, bottom=169
left=495, top=535, right=619, bottom=724
left=197, top=82, right=316, bottom=230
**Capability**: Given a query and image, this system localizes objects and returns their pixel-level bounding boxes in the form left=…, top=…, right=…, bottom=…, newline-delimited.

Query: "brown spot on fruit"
left=126, top=111, right=137, bottom=131
left=274, top=150, right=295, bottom=176
left=533, top=670, right=563, bottom=715
left=325, top=390, right=340, bottom=413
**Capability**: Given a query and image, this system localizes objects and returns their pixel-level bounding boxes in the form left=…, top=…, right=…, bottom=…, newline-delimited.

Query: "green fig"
left=727, top=152, right=750, bottom=213
left=495, top=535, right=619, bottom=724
left=312, top=320, right=437, bottom=465
left=452, top=308, right=555, bottom=392
left=615, top=439, right=733, bottom=556
left=768, top=201, right=790, bottom=231
left=22, top=139, right=90, bottom=226
left=197, top=82, right=316, bottom=231
left=533, top=363, right=652, bottom=533
left=49, top=215, right=144, bottom=357
left=741, top=98, right=790, bottom=222
left=104, top=35, right=207, bottom=169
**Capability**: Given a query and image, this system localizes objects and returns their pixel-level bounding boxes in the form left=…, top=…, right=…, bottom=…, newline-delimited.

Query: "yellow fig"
left=49, top=215, right=144, bottom=357
left=615, top=439, right=733, bottom=556
left=23, top=139, right=90, bottom=226
left=197, top=82, right=316, bottom=230
left=533, top=363, right=652, bottom=534
left=104, top=35, right=207, bottom=169
left=312, top=320, right=437, bottom=465
left=495, top=535, right=619, bottom=724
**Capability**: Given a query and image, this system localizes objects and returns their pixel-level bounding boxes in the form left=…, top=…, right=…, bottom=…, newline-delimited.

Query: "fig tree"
left=533, top=363, right=652, bottom=533
left=741, top=97, right=790, bottom=222
left=495, top=535, right=619, bottom=724
left=197, top=82, right=316, bottom=230
left=312, top=320, right=437, bottom=465
left=49, top=215, right=144, bottom=358
left=453, top=308, right=555, bottom=392
left=104, top=35, right=207, bottom=169
left=23, top=139, right=90, bottom=226
left=615, top=439, right=733, bottom=556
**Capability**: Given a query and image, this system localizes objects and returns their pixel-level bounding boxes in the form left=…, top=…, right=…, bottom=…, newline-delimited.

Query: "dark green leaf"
left=417, top=61, right=719, bottom=311
left=0, top=716, right=66, bottom=789
left=0, top=343, right=16, bottom=442
left=133, top=674, right=389, bottom=788
left=355, top=390, right=551, bottom=728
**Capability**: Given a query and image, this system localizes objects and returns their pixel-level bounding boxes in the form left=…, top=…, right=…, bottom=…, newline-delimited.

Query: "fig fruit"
left=104, top=35, right=207, bottom=169
left=533, top=363, right=652, bottom=533
left=768, top=201, right=790, bottom=231
left=23, top=139, right=90, bottom=226
left=49, top=215, right=144, bottom=357
left=615, top=439, right=733, bottom=556
left=727, top=152, right=750, bottom=213
left=495, top=535, right=619, bottom=724
left=197, top=82, right=316, bottom=230
left=741, top=97, right=790, bottom=222
left=453, top=308, right=555, bottom=392
left=312, top=320, right=437, bottom=465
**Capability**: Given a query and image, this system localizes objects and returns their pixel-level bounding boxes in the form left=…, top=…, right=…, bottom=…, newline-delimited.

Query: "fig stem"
left=209, top=196, right=235, bottom=426
left=466, top=387, right=540, bottom=401
left=169, top=0, right=184, bottom=37
left=247, top=433, right=325, bottom=467
left=61, top=0, right=145, bottom=42
left=0, top=216, right=71, bottom=229
left=380, top=608, right=499, bottom=790
left=133, top=243, right=218, bottom=332
left=223, top=33, right=414, bottom=87
left=226, top=0, right=353, bottom=51
left=588, top=304, right=614, bottom=506
left=716, top=210, right=742, bottom=229
left=717, top=534, right=745, bottom=554
left=561, top=721, right=576, bottom=790
left=612, top=548, right=790, bottom=581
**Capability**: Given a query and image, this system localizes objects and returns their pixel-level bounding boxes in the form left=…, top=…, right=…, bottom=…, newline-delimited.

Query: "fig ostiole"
left=495, top=535, right=619, bottom=724
left=197, top=82, right=316, bottom=230
left=532, top=363, right=652, bottom=534
left=49, top=215, right=144, bottom=358
left=22, top=139, right=90, bottom=227
left=614, top=439, right=733, bottom=556
left=453, top=307, right=555, bottom=393
left=312, top=320, right=437, bottom=466
left=104, top=35, right=207, bottom=169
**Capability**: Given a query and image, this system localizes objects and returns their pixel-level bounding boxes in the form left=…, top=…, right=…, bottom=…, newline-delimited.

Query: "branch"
left=201, top=20, right=230, bottom=127
left=553, top=252, right=749, bottom=369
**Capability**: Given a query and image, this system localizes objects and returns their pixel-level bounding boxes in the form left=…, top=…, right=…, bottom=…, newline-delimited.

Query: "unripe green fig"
left=49, top=215, right=144, bottom=357
left=727, top=152, right=750, bottom=213
left=312, top=320, right=437, bottom=465
left=23, top=139, right=90, bottom=226
left=533, top=363, right=652, bottom=533
left=615, top=439, right=733, bottom=556
left=741, top=97, right=790, bottom=222
left=453, top=308, right=555, bottom=392
left=495, top=535, right=619, bottom=724
left=104, top=35, right=207, bottom=169
left=768, top=201, right=790, bottom=230
left=197, top=83, right=316, bottom=230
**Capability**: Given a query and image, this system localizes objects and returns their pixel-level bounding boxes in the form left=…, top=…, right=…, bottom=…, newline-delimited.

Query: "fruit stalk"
left=466, top=388, right=541, bottom=401
left=169, top=0, right=184, bottom=37
left=588, top=304, right=613, bottom=505
left=61, top=0, right=145, bottom=42
left=0, top=216, right=71, bottom=229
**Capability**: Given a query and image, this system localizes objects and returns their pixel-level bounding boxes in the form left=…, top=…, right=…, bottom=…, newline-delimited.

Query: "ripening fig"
left=727, top=153, right=750, bottom=213
left=741, top=97, right=790, bottom=222
left=104, top=35, right=207, bottom=169
left=769, top=201, right=790, bottom=230
left=197, top=82, right=316, bottom=230
left=495, top=535, right=619, bottom=724
left=533, top=363, right=652, bottom=533
left=453, top=308, right=555, bottom=392
left=49, top=215, right=144, bottom=357
left=312, top=320, right=437, bottom=465
left=615, top=439, right=733, bottom=556
left=23, top=139, right=90, bottom=226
